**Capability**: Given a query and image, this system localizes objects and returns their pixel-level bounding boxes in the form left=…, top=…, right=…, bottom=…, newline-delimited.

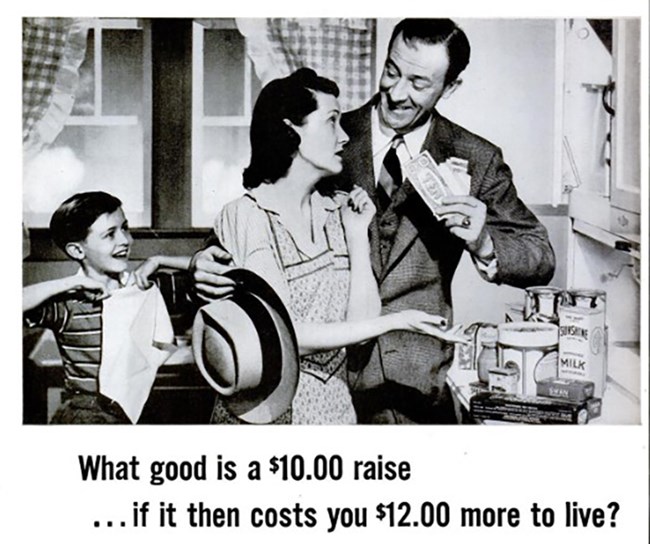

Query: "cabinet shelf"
left=572, top=218, right=640, bottom=260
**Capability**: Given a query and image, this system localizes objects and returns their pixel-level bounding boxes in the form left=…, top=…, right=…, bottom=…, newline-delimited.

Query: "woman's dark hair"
left=243, top=67, right=339, bottom=189
left=388, top=19, right=471, bottom=87
left=49, top=191, right=122, bottom=252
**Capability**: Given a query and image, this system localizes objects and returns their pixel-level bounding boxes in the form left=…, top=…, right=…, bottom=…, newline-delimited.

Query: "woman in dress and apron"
left=207, top=68, right=463, bottom=424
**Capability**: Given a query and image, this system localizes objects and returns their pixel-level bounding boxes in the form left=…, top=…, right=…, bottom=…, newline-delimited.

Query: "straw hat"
left=192, top=269, right=299, bottom=424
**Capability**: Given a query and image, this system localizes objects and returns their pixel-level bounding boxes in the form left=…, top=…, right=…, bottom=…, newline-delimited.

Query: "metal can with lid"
left=564, top=289, right=606, bottom=311
left=497, top=322, right=559, bottom=397
left=524, top=286, right=565, bottom=325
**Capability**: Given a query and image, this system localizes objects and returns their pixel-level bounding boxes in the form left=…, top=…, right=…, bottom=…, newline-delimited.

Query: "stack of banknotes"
left=404, top=151, right=471, bottom=218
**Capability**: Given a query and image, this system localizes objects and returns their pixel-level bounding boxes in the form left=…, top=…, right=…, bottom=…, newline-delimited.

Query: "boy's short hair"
left=49, top=191, right=123, bottom=252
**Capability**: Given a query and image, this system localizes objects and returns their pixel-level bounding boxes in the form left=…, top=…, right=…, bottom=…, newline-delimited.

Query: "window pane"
left=102, top=29, right=144, bottom=116
left=23, top=125, right=147, bottom=227
left=194, top=126, right=249, bottom=226
left=203, top=29, right=246, bottom=116
left=71, top=29, right=95, bottom=116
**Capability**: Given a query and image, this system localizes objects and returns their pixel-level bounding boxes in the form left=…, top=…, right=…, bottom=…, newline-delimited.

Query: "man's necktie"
left=376, top=136, right=404, bottom=212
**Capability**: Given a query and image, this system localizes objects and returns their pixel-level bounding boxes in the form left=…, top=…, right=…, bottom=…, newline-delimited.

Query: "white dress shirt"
left=371, top=107, right=432, bottom=185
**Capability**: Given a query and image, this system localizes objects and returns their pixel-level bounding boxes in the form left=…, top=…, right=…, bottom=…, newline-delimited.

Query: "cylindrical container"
left=497, top=322, right=559, bottom=397
left=564, top=288, right=606, bottom=311
left=488, top=367, right=519, bottom=394
left=558, top=289, right=607, bottom=397
left=524, top=286, right=564, bottom=325
left=477, top=337, right=498, bottom=384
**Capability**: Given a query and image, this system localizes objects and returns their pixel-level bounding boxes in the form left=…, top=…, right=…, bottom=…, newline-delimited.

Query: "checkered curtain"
left=236, top=18, right=375, bottom=111
left=23, top=18, right=89, bottom=157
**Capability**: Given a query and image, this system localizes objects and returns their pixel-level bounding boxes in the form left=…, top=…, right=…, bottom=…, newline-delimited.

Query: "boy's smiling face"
left=75, top=207, right=133, bottom=278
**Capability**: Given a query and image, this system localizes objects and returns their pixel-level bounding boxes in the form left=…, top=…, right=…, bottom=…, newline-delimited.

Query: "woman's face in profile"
left=292, top=91, right=349, bottom=177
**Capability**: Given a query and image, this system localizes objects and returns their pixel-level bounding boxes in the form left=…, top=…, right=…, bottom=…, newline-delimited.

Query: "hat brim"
left=193, top=269, right=299, bottom=424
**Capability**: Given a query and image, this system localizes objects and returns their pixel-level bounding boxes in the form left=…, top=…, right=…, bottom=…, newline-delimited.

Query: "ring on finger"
left=461, top=216, right=471, bottom=228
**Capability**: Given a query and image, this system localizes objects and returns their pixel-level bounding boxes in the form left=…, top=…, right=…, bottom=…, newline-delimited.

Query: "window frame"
left=191, top=19, right=259, bottom=227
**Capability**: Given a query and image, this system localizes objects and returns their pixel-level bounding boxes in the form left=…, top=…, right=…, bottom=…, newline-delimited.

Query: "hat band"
left=228, top=290, right=283, bottom=401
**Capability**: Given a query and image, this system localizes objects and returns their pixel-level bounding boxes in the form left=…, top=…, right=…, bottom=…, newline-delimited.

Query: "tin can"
left=558, top=289, right=607, bottom=397
left=488, top=367, right=519, bottom=394
left=497, top=322, right=559, bottom=397
left=524, top=286, right=565, bottom=325
left=564, top=289, right=606, bottom=311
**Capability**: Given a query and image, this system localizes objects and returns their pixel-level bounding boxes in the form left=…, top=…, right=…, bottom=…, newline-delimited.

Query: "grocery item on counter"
left=488, top=367, right=519, bottom=394
left=558, top=289, right=607, bottom=397
left=536, top=377, right=595, bottom=403
left=497, top=321, right=559, bottom=396
left=456, top=322, right=498, bottom=371
left=458, top=289, right=611, bottom=425
left=477, top=329, right=498, bottom=383
left=524, top=286, right=564, bottom=325
left=469, top=391, right=602, bottom=424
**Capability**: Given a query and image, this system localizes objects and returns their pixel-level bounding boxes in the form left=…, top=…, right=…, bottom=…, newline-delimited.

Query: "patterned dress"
left=211, top=191, right=356, bottom=424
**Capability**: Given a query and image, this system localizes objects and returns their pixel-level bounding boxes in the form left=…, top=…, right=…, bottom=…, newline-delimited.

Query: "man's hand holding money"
left=404, top=151, right=495, bottom=262
left=434, top=195, right=495, bottom=261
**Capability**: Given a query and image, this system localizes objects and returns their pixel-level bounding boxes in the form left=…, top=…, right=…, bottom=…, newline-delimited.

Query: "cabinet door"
left=610, top=18, right=641, bottom=220
left=562, top=18, right=612, bottom=200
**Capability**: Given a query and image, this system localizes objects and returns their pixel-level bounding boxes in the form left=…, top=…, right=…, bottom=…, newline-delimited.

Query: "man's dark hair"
left=243, top=67, right=340, bottom=189
left=388, top=19, right=471, bottom=86
left=49, top=191, right=123, bottom=253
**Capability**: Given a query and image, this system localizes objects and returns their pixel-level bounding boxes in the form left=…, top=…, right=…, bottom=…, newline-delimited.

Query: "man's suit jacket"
left=332, top=100, right=556, bottom=423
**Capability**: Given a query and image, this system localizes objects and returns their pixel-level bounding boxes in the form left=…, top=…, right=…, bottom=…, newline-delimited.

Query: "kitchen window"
left=191, top=19, right=262, bottom=227
left=24, top=17, right=375, bottom=234
left=23, top=18, right=151, bottom=228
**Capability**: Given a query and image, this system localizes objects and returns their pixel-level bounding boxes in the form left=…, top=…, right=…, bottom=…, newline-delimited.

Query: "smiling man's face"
left=378, top=33, right=452, bottom=133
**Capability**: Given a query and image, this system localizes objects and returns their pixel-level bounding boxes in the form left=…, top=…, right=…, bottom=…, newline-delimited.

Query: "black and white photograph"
left=6, top=2, right=649, bottom=542
left=21, top=16, right=642, bottom=425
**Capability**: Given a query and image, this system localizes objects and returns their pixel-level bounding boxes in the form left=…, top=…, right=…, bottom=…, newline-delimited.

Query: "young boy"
left=23, top=191, right=190, bottom=424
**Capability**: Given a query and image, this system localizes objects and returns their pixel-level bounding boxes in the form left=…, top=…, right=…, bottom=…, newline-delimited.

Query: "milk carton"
left=558, top=290, right=607, bottom=397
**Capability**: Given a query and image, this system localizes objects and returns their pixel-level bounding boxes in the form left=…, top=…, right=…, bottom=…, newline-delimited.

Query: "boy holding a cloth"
left=23, top=191, right=189, bottom=424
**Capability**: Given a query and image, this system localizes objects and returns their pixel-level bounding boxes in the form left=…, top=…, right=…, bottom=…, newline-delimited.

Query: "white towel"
left=100, top=282, right=175, bottom=423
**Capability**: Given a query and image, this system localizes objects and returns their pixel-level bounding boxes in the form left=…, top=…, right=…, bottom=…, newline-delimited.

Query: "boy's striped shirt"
left=25, top=296, right=103, bottom=393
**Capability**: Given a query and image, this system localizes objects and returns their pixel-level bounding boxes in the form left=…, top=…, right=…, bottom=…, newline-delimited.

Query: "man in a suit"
left=335, top=18, right=555, bottom=424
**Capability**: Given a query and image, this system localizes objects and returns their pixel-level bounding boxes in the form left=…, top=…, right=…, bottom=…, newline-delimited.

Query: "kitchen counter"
left=26, top=328, right=641, bottom=425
